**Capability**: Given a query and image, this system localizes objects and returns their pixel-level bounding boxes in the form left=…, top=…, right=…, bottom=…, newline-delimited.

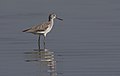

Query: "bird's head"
left=48, top=13, right=63, bottom=21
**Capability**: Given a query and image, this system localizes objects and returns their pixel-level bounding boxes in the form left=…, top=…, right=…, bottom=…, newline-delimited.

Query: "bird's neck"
left=48, top=19, right=54, bottom=29
left=48, top=18, right=54, bottom=21
left=48, top=18, right=54, bottom=24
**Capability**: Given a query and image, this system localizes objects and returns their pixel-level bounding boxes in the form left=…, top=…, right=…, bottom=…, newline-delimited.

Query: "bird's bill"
left=56, top=17, right=63, bottom=21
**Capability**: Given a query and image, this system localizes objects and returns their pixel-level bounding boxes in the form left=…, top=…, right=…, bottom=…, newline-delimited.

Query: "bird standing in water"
left=23, top=13, right=63, bottom=50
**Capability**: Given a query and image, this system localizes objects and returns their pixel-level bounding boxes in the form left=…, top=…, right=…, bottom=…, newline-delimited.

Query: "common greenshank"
left=23, top=13, right=63, bottom=49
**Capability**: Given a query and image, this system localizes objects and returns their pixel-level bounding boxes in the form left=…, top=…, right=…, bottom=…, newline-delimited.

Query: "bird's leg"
left=38, top=34, right=40, bottom=51
left=43, top=35, right=46, bottom=49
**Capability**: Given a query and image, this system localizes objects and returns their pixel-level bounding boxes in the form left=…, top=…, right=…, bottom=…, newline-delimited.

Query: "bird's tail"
left=22, top=29, right=30, bottom=32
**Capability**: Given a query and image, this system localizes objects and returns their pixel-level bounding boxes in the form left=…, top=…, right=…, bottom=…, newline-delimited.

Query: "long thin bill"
left=56, top=17, right=63, bottom=21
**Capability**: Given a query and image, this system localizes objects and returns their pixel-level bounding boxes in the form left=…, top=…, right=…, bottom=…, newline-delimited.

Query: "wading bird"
left=23, top=13, right=63, bottom=50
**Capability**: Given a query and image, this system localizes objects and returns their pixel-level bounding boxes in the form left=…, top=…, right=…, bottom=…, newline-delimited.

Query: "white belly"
left=37, top=20, right=54, bottom=36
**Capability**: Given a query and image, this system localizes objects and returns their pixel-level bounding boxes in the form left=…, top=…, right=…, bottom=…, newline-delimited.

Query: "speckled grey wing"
left=23, top=22, right=50, bottom=33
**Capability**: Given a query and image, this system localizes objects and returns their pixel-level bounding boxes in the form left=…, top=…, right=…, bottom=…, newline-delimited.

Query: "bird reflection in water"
left=24, top=49, right=57, bottom=76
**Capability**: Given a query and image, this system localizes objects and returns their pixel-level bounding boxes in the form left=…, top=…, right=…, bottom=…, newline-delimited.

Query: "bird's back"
left=23, top=21, right=51, bottom=34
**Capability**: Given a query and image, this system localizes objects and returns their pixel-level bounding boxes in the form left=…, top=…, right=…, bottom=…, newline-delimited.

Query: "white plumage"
left=23, top=13, right=63, bottom=49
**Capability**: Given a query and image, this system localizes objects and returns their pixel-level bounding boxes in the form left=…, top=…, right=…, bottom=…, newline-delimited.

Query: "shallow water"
left=1, top=0, right=120, bottom=76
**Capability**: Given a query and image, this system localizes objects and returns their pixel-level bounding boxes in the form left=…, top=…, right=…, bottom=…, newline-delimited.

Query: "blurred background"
left=0, top=0, right=120, bottom=76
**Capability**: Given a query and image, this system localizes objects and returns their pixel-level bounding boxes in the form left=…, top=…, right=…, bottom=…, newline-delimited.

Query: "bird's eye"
left=53, top=15, right=55, bottom=16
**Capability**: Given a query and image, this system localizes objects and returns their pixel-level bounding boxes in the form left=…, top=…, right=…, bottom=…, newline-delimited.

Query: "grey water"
left=1, top=0, right=120, bottom=76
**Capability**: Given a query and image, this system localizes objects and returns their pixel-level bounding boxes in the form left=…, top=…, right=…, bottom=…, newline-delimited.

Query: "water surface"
left=0, top=0, right=120, bottom=76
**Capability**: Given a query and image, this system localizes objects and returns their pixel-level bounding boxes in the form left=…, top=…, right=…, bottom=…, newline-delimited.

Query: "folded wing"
left=23, top=22, right=50, bottom=33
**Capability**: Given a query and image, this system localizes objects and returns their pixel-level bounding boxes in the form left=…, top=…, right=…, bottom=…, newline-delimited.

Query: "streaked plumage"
left=23, top=21, right=51, bottom=35
left=23, top=13, right=63, bottom=50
